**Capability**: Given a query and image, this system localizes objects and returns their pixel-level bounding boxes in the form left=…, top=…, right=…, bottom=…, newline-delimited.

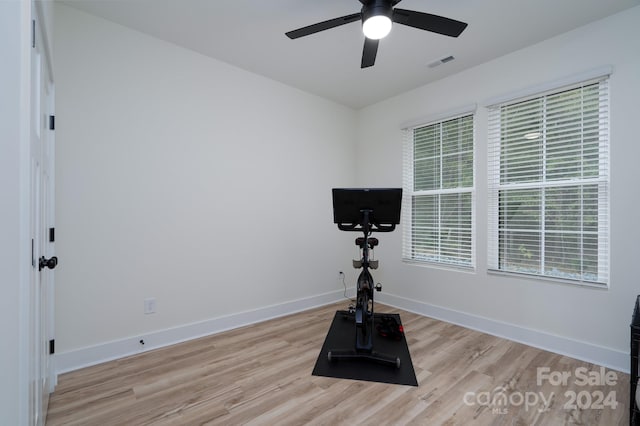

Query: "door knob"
left=39, top=256, right=58, bottom=271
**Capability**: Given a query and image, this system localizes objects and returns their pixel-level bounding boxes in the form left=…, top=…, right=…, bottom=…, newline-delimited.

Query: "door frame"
left=27, top=2, right=56, bottom=424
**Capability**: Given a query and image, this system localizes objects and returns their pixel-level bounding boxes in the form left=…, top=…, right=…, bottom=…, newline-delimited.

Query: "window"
left=487, top=77, right=610, bottom=286
left=402, top=113, right=475, bottom=267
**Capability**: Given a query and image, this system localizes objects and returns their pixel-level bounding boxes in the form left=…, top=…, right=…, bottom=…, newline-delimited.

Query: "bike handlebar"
left=336, top=222, right=396, bottom=232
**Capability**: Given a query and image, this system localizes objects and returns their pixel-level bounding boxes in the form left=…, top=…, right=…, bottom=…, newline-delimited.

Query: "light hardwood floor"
left=47, top=302, right=630, bottom=425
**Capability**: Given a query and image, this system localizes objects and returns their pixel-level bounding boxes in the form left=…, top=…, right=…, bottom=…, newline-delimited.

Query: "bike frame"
left=355, top=210, right=375, bottom=352
left=329, top=191, right=401, bottom=368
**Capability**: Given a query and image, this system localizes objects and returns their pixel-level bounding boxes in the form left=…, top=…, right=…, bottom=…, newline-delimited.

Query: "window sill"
left=487, top=268, right=609, bottom=289
left=402, top=258, right=476, bottom=274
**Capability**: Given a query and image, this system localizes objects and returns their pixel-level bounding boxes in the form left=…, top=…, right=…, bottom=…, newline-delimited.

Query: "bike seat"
left=355, top=237, right=379, bottom=249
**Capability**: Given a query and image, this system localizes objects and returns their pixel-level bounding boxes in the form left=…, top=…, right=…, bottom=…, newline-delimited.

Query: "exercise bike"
left=328, top=188, right=402, bottom=369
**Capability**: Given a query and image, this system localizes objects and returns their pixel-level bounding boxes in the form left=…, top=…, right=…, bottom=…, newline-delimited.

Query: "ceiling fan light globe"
left=363, top=15, right=392, bottom=39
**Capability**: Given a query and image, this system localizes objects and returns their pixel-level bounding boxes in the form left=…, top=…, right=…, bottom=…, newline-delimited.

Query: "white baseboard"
left=55, top=289, right=349, bottom=375
left=56, top=289, right=629, bottom=376
left=377, top=292, right=629, bottom=373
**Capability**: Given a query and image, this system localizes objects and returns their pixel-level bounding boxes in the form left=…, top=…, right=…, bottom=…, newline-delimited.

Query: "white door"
left=29, top=7, right=56, bottom=425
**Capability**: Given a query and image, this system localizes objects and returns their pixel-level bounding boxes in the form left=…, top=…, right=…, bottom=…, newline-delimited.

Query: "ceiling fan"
left=285, top=0, right=468, bottom=69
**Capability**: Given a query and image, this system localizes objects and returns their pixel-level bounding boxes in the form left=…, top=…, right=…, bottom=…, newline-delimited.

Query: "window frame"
left=486, top=76, right=610, bottom=287
left=402, top=111, right=476, bottom=270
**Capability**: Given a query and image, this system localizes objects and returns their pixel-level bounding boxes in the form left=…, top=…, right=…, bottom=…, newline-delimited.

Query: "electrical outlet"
left=144, top=298, right=156, bottom=314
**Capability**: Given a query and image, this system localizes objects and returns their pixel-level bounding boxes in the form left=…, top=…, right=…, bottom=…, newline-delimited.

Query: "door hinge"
left=31, top=238, right=35, bottom=268
left=32, top=19, right=35, bottom=49
left=49, top=339, right=55, bottom=355
left=49, top=227, right=55, bottom=242
left=49, top=115, right=55, bottom=131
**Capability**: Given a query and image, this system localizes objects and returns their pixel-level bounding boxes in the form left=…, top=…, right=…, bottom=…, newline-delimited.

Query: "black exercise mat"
left=312, top=310, right=418, bottom=386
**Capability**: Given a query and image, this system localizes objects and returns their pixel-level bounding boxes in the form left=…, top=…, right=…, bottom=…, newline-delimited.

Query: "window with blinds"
left=487, top=78, right=610, bottom=286
left=402, top=114, right=475, bottom=267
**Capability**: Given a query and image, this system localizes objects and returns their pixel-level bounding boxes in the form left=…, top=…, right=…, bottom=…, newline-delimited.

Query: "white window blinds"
left=487, top=77, right=610, bottom=286
left=402, top=114, right=475, bottom=267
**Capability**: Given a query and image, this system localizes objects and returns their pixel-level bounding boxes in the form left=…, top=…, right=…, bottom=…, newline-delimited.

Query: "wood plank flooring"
left=46, top=302, right=630, bottom=425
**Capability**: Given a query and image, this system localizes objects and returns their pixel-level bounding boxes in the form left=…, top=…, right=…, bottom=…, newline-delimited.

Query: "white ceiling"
left=59, top=0, right=639, bottom=109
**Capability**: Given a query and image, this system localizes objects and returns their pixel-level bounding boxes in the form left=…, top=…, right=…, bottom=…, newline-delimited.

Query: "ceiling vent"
left=428, top=55, right=455, bottom=68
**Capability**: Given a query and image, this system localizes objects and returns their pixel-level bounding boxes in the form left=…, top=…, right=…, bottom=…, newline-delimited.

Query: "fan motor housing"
left=361, top=0, right=393, bottom=24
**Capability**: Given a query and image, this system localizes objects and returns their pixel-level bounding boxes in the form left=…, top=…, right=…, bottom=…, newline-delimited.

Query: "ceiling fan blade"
left=286, top=13, right=361, bottom=39
left=392, top=8, right=467, bottom=37
left=361, top=38, right=379, bottom=68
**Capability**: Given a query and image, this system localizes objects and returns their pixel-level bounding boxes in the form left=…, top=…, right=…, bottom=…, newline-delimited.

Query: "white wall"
left=1, top=1, right=31, bottom=424
left=54, top=3, right=640, bottom=373
left=356, top=6, right=640, bottom=370
left=54, top=5, right=357, bottom=360
left=0, top=3, right=23, bottom=423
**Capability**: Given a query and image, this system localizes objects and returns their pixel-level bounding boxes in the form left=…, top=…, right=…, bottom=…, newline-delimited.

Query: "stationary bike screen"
left=332, top=188, right=402, bottom=232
